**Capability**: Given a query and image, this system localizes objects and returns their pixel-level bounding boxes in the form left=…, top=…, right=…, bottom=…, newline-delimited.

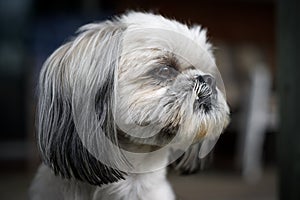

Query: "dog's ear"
left=37, top=20, right=127, bottom=185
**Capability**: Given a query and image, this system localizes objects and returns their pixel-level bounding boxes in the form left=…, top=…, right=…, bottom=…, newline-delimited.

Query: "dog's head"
left=37, top=12, right=230, bottom=185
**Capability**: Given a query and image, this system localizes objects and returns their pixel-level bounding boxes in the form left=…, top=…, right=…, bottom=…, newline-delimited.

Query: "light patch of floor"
left=169, top=169, right=277, bottom=200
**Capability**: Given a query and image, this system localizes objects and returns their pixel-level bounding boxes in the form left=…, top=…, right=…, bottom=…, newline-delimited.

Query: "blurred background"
left=0, top=0, right=299, bottom=199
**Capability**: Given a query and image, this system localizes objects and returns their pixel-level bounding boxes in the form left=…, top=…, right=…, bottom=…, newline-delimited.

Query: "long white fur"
left=30, top=11, right=230, bottom=200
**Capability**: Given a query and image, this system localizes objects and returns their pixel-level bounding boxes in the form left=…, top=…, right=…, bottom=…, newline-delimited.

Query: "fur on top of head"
left=37, top=11, right=229, bottom=186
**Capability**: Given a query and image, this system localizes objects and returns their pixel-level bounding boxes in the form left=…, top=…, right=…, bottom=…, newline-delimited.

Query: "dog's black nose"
left=194, top=75, right=217, bottom=113
left=196, top=74, right=216, bottom=91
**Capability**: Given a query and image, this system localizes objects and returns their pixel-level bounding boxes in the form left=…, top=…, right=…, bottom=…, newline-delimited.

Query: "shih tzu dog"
left=30, top=12, right=230, bottom=200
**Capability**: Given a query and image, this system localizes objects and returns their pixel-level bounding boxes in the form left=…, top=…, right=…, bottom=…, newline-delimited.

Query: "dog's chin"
left=117, top=99, right=226, bottom=154
left=117, top=125, right=178, bottom=153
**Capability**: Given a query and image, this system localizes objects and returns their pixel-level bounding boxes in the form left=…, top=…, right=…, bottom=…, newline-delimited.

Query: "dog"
left=30, top=11, right=230, bottom=200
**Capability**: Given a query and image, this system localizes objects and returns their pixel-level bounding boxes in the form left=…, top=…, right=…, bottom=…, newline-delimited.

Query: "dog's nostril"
left=203, top=75, right=216, bottom=89
left=196, top=75, right=205, bottom=83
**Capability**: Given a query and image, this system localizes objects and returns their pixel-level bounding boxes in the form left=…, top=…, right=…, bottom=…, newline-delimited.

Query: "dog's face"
left=116, top=13, right=229, bottom=155
left=37, top=12, right=229, bottom=186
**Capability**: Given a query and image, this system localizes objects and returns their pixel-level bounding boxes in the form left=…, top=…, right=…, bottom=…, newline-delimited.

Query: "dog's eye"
left=154, top=65, right=179, bottom=79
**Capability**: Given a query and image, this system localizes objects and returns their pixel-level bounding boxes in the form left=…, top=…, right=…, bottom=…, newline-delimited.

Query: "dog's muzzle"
left=193, top=74, right=217, bottom=112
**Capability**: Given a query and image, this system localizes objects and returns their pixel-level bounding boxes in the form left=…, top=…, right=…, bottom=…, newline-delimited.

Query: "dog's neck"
left=31, top=163, right=175, bottom=200
left=92, top=168, right=175, bottom=200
